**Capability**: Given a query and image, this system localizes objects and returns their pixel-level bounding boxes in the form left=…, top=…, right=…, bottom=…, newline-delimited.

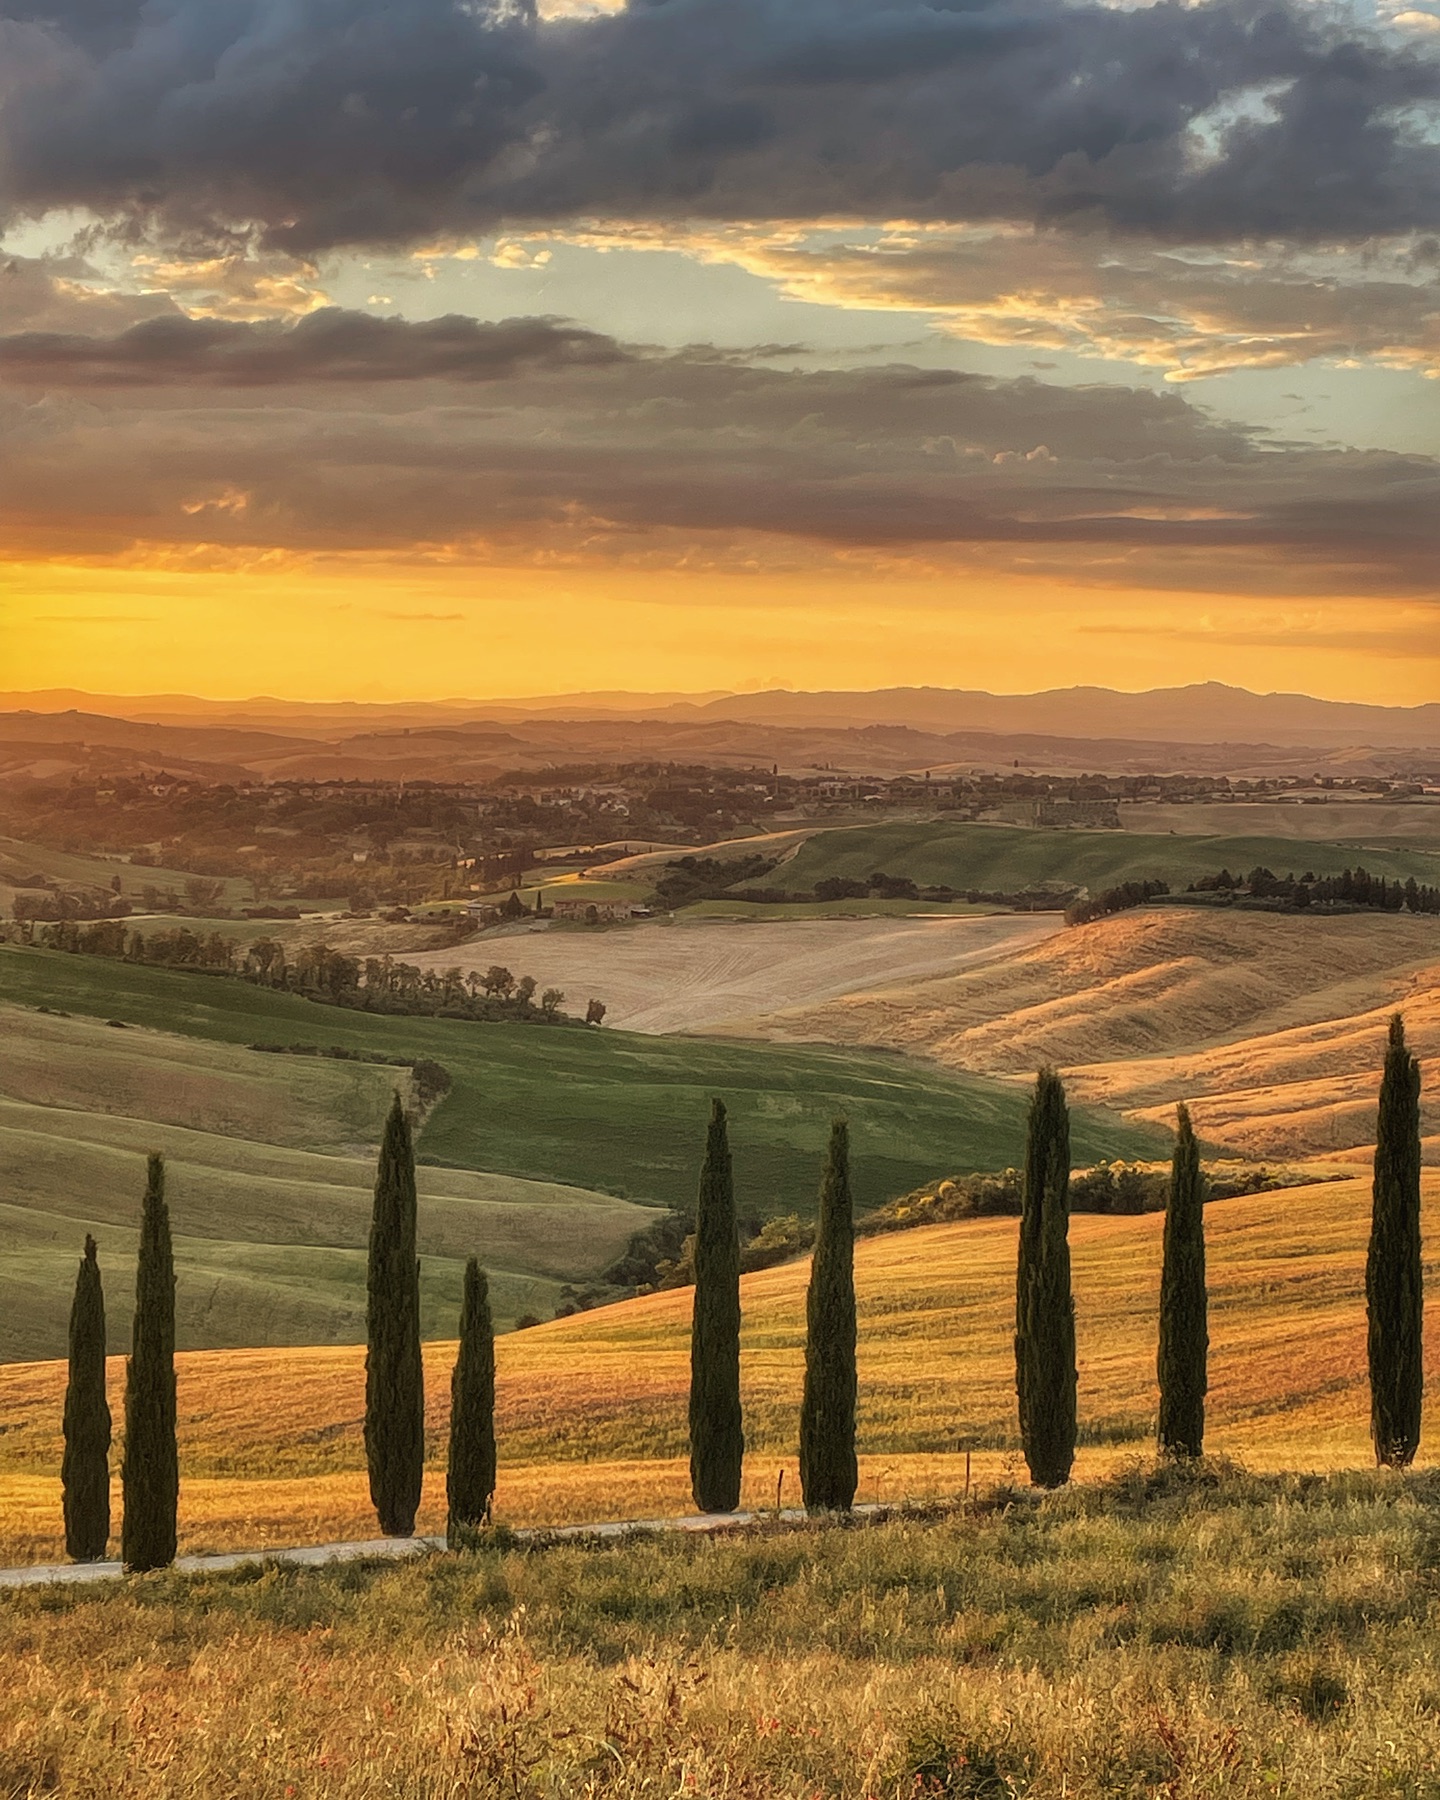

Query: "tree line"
left=56, top=1018, right=1424, bottom=1566
left=1068, top=864, right=1440, bottom=927
left=22, top=925, right=601, bottom=1027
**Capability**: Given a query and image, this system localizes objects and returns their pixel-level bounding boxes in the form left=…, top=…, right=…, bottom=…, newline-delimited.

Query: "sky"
left=1, top=0, right=1439, bottom=704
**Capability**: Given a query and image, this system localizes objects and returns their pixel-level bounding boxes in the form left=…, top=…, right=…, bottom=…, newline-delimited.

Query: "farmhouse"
left=550, top=897, right=639, bottom=922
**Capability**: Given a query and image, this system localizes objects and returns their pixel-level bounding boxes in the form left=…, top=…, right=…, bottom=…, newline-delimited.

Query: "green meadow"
left=0, top=945, right=1166, bottom=1358
left=778, top=819, right=1440, bottom=895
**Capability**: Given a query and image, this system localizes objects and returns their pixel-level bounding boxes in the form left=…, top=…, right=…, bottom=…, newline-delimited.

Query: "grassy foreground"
left=5, top=1468, right=1440, bottom=1797
left=1, top=1173, right=1434, bottom=1564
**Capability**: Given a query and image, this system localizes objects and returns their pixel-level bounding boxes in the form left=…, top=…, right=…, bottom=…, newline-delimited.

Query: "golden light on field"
left=0, top=1173, right=1436, bottom=1564
left=4, top=558, right=1436, bottom=705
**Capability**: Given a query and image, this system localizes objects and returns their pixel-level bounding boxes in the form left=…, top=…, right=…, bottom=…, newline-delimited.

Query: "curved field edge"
left=0, top=945, right=1165, bottom=1218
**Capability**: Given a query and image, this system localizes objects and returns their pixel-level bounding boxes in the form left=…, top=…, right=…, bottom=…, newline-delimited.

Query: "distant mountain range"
left=2, top=683, right=1437, bottom=750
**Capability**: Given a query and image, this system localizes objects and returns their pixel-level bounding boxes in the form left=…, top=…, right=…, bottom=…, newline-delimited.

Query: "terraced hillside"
left=1, top=1172, right=1433, bottom=1562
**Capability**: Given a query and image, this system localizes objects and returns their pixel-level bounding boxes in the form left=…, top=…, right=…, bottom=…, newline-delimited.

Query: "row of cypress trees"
left=60, top=1100, right=499, bottom=1564
left=1014, top=1013, right=1424, bottom=1485
left=363, top=1093, right=498, bottom=1544
left=688, top=1099, right=859, bottom=1513
left=58, top=1013, right=1425, bottom=1557
left=60, top=1153, right=177, bottom=1569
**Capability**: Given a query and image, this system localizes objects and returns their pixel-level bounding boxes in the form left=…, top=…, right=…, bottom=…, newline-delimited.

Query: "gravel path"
left=0, top=1506, right=883, bottom=1589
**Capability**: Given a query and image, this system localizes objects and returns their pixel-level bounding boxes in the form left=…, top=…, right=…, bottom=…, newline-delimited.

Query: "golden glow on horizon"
left=3, top=559, right=1436, bottom=705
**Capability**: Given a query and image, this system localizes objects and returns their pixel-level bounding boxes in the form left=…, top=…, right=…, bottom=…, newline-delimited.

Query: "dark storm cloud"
left=1, top=0, right=1437, bottom=251
left=3, top=316, right=1436, bottom=594
left=0, top=308, right=629, bottom=385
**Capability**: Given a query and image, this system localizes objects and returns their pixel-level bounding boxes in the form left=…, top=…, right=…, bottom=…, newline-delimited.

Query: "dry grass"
left=6, top=1470, right=1440, bottom=1797
left=2, top=1172, right=1435, bottom=1565
left=414, top=914, right=1056, bottom=1036
left=758, top=910, right=1440, bottom=1160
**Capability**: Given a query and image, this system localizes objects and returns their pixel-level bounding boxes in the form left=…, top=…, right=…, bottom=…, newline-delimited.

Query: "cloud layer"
left=5, top=297, right=1436, bottom=597
left=3, top=0, right=1439, bottom=250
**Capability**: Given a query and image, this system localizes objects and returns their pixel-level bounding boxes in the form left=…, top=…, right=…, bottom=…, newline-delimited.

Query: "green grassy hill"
left=778, top=820, right=1440, bottom=897
left=0, top=834, right=253, bottom=907
left=0, top=946, right=1164, bottom=1211
left=0, top=1095, right=648, bottom=1361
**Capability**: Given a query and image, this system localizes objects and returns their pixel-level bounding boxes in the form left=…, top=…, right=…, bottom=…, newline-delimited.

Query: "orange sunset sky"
left=2, top=0, right=1438, bottom=706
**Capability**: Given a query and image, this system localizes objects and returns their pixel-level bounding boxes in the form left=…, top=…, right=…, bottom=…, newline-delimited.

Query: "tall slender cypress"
left=121, top=1155, right=178, bottom=1572
left=62, top=1234, right=112, bottom=1562
left=800, top=1118, right=858, bottom=1512
left=447, top=1257, right=496, bottom=1543
left=1157, top=1102, right=1208, bottom=1458
left=1014, top=1069, right=1077, bottom=1488
left=365, top=1094, right=425, bottom=1536
left=1367, top=1013, right=1424, bottom=1468
left=689, top=1098, right=744, bottom=1512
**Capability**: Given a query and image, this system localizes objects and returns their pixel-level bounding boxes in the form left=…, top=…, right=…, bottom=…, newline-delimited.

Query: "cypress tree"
left=121, top=1155, right=178, bottom=1572
left=1367, top=1013, right=1424, bottom=1468
left=689, top=1098, right=744, bottom=1512
left=1014, top=1069, right=1077, bottom=1488
left=62, top=1234, right=112, bottom=1562
left=800, top=1118, right=858, bottom=1512
left=365, top=1094, right=425, bottom=1536
left=1157, top=1102, right=1208, bottom=1458
left=446, top=1257, right=497, bottom=1543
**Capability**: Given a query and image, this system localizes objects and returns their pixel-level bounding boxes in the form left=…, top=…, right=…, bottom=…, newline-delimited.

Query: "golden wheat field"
left=753, top=910, right=1440, bottom=1162
left=0, top=1171, right=1435, bottom=1564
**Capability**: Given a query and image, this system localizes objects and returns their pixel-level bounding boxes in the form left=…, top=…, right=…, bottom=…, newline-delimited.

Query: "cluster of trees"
left=24, top=926, right=600, bottom=1028
left=1071, top=864, right=1440, bottom=928
left=733, top=870, right=1077, bottom=911
left=1204, top=866, right=1440, bottom=914
left=652, top=855, right=780, bottom=909
left=56, top=1017, right=1425, bottom=1565
left=858, top=1158, right=1337, bottom=1234
left=13, top=890, right=132, bottom=925
left=1001, top=1017, right=1424, bottom=1482
left=1064, top=879, right=1169, bottom=927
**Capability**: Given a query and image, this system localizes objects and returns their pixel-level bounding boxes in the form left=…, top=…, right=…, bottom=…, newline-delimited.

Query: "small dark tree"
left=1014, top=1069, right=1077, bottom=1488
left=1157, top=1102, right=1208, bottom=1458
left=1367, top=1014, right=1424, bottom=1468
left=800, top=1119, right=858, bottom=1512
left=121, top=1155, right=178, bottom=1572
left=62, top=1234, right=112, bottom=1562
left=365, top=1094, right=425, bottom=1536
left=447, top=1258, right=497, bottom=1543
left=689, top=1098, right=744, bottom=1512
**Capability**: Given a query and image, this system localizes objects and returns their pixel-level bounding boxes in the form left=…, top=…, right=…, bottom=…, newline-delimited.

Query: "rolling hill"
left=0, top=946, right=1166, bottom=1364
left=750, top=909, right=1440, bottom=1162
left=0, top=1171, right=1432, bottom=1562
left=0, top=1001, right=653, bottom=1357
left=0, top=947, right=1162, bottom=1224
left=775, top=820, right=1440, bottom=897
